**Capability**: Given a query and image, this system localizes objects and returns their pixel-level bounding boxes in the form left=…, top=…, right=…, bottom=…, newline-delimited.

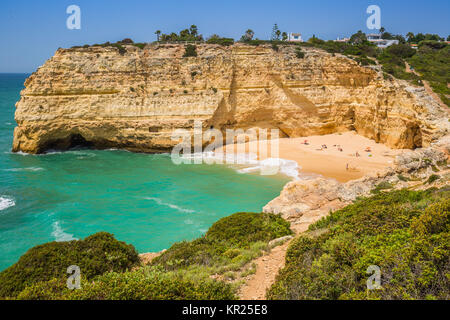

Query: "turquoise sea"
left=0, top=73, right=288, bottom=271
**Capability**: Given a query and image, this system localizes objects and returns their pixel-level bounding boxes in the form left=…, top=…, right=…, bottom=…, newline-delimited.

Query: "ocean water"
left=0, top=74, right=289, bottom=271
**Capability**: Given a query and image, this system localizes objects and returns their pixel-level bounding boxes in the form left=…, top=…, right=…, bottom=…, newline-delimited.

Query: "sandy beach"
left=218, top=131, right=403, bottom=182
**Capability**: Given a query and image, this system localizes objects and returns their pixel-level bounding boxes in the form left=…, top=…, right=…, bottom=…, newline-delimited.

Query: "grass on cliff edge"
left=1, top=212, right=292, bottom=300
left=267, top=188, right=450, bottom=300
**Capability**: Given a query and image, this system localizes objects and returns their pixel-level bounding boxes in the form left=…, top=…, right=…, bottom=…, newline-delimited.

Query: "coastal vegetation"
left=267, top=188, right=450, bottom=300
left=295, top=31, right=449, bottom=106
left=0, top=212, right=292, bottom=300
left=408, top=41, right=450, bottom=107
left=0, top=232, right=140, bottom=298
left=183, top=44, right=198, bottom=57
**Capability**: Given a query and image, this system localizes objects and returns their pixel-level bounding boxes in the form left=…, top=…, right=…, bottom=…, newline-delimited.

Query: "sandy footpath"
left=218, top=131, right=403, bottom=182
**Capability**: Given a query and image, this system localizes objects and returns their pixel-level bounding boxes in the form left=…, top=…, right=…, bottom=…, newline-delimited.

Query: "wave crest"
left=0, top=196, right=15, bottom=211
left=52, top=221, right=77, bottom=242
left=145, top=197, right=195, bottom=214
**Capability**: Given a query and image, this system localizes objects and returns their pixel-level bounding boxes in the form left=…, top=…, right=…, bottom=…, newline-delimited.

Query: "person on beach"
left=356, top=151, right=360, bottom=157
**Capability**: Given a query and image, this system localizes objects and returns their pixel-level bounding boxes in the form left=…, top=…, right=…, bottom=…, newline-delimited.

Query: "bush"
left=295, top=48, right=305, bottom=59
left=18, top=267, right=237, bottom=300
left=267, top=189, right=450, bottom=300
left=119, top=38, right=134, bottom=44
left=133, top=43, right=146, bottom=49
left=206, top=37, right=234, bottom=46
left=152, top=212, right=291, bottom=271
left=419, top=40, right=447, bottom=50
left=0, top=232, right=139, bottom=298
left=183, top=44, right=198, bottom=57
left=207, top=212, right=291, bottom=246
left=110, top=43, right=126, bottom=55
left=426, top=174, right=440, bottom=184
left=387, top=44, right=416, bottom=59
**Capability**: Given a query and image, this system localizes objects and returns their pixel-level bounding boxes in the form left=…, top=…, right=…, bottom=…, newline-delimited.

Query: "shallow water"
left=0, top=74, right=288, bottom=271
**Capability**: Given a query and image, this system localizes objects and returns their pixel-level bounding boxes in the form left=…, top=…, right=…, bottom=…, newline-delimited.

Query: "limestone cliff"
left=263, top=147, right=449, bottom=232
left=13, top=43, right=449, bottom=154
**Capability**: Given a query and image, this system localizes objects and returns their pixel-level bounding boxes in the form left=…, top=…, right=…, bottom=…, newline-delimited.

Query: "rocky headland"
left=9, top=42, right=450, bottom=300
left=13, top=43, right=448, bottom=154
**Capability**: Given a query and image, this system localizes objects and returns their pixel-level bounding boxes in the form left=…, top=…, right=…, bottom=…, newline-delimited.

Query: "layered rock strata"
left=13, top=43, right=449, bottom=154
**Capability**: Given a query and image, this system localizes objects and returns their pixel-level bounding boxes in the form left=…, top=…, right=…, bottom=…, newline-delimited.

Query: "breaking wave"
left=145, top=197, right=196, bottom=214
left=51, top=221, right=77, bottom=242
left=181, top=152, right=300, bottom=180
left=0, top=196, right=15, bottom=211
left=3, top=167, right=44, bottom=172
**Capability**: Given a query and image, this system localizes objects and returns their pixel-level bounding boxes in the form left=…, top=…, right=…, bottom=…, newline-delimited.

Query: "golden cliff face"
left=12, top=43, right=448, bottom=154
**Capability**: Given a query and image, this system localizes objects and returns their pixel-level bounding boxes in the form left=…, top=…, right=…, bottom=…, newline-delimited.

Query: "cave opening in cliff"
left=41, top=133, right=94, bottom=153
left=69, top=134, right=94, bottom=149
left=410, top=125, right=423, bottom=149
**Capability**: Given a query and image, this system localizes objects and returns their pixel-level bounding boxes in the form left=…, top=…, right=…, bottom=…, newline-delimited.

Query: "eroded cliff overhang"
left=12, top=43, right=448, bottom=154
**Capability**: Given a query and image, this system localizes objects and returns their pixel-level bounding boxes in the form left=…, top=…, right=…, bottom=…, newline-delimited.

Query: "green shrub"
left=371, top=181, right=394, bottom=194
left=206, top=212, right=292, bottom=246
left=419, top=40, right=447, bottom=50
left=183, top=44, right=198, bottom=57
left=0, top=232, right=139, bottom=298
left=387, top=43, right=416, bottom=58
left=17, top=266, right=236, bottom=300
left=426, top=174, right=440, bottom=184
left=17, top=278, right=71, bottom=300
left=110, top=43, right=127, bottom=55
left=206, top=37, right=234, bottom=46
left=152, top=212, right=291, bottom=271
left=132, top=43, right=146, bottom=49
left=267, top=189, right=450, bottom=300
left=295, top=48, right=305, bottom=59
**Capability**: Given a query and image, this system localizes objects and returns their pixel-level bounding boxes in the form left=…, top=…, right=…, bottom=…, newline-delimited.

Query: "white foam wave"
left=145, top=197, right=195, bottom=214
left=3, top=167, right=44, bottom=172
left=51, top=221, right=77, bottom=242
left=5, top=151, right=30, bottom=156
left=181, top=152, right=301, bottom=180
left=0, top=196, right=15, bottom=211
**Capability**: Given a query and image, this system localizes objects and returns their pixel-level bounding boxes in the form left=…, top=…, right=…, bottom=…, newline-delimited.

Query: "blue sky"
left=0, top=0, right=449, bottom=72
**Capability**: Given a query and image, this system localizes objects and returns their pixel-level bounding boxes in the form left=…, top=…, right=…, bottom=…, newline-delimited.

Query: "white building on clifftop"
left=367, top=33, right=399, bottom=48
left=287, top=33, right=303, bottom=42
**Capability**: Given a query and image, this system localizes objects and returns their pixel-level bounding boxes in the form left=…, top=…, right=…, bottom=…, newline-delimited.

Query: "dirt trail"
left=239, top=240, right=292, bottom=300
left=405, top=62, right=448, bottom=110
left=239, top=214, right=322, bottom=300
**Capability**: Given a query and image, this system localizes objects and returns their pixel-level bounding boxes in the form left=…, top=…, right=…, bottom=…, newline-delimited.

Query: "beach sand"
left=217, top=131, right=403, bottom=183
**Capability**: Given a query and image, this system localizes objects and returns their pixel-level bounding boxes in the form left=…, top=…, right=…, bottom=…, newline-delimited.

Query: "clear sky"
left=0, top=0, right=449, bottom=73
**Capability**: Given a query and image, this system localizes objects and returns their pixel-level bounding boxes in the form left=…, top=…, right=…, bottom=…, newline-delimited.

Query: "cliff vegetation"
left=0, top=212, right=291, bottom=300
left=267, top=188, right=450, bottom=300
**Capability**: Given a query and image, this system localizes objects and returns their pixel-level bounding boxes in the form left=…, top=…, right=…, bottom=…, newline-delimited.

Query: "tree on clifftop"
left=241, top=29, right=255, bottom=42
left=271, top=24, right=281, bottom=41
left=350, top=30, right=368, bottom=45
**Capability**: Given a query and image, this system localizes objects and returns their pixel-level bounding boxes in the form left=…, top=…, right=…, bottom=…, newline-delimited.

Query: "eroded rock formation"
left=263, top=146, right=449, bottom=231
left=13, top=43, right=448, bottom=154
